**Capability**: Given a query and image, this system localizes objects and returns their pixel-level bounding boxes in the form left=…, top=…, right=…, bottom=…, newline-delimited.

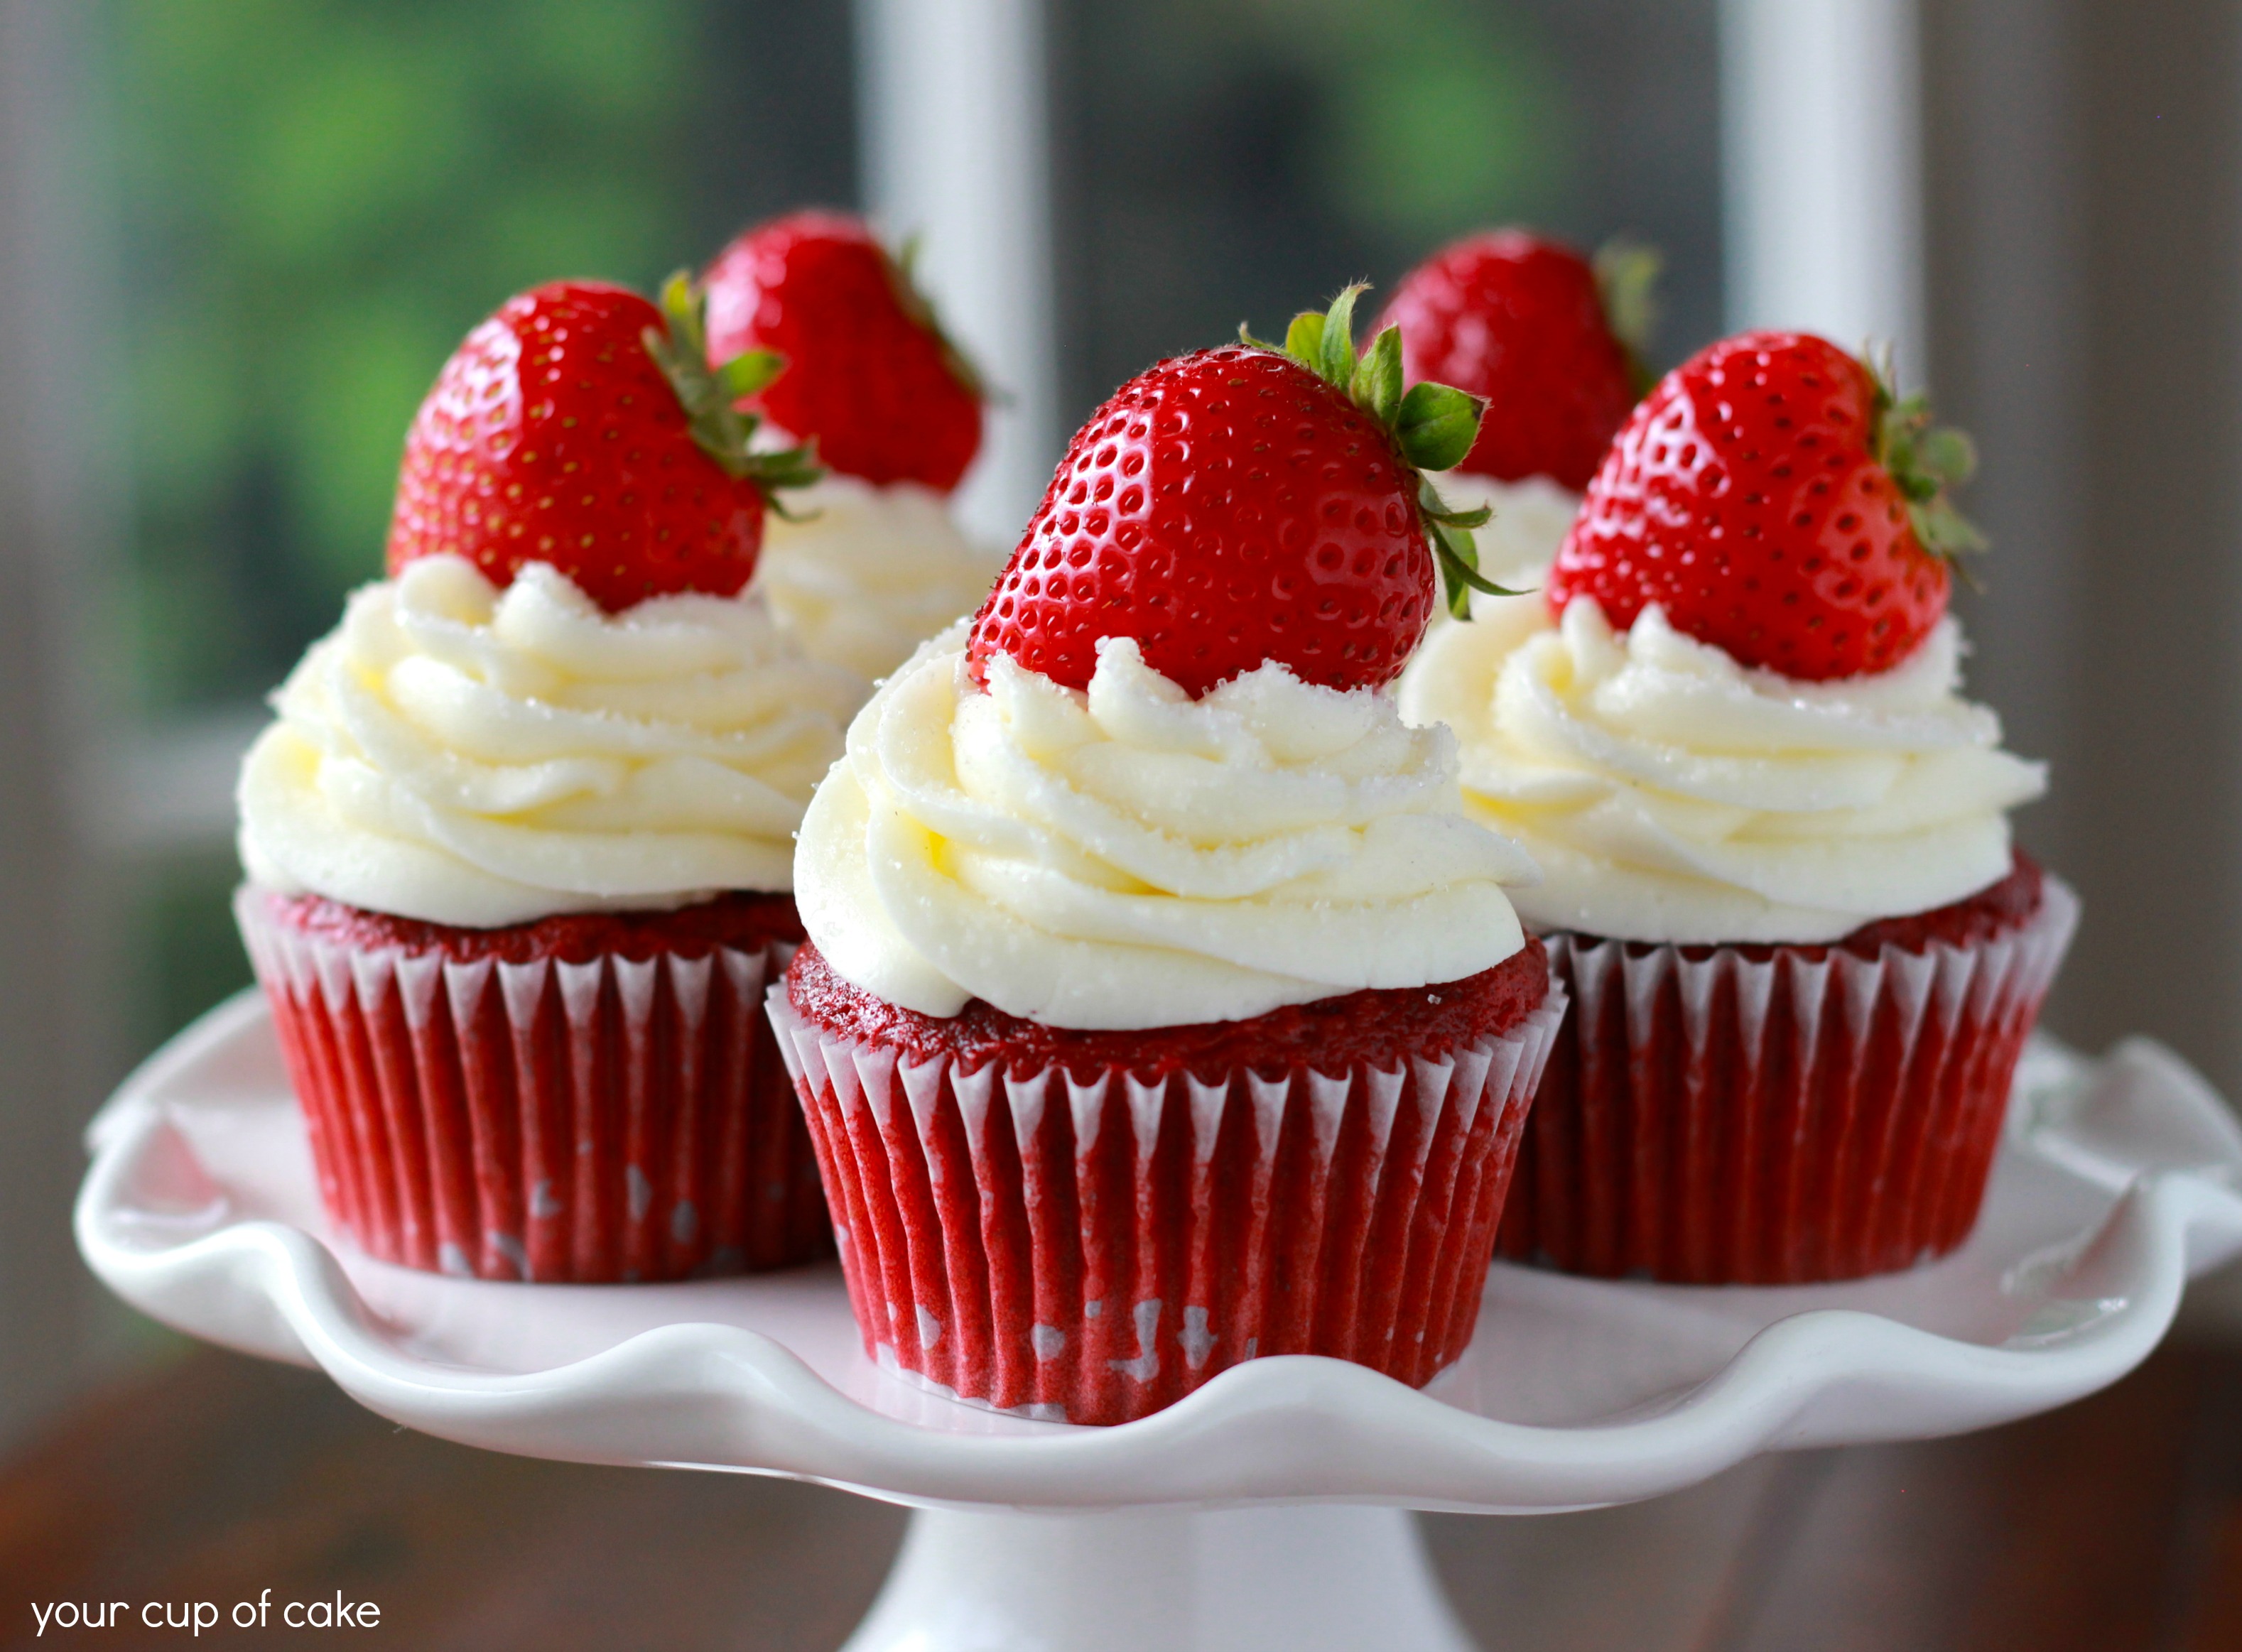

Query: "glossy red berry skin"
left=702, top=211, right=982, bottom=493
left=966, top=347, right=1435, bottom=699
left=1377, top=231, right=1635, bottom=491
left=1549, top=331, right=1950, bottom=681
left=386, top=281, right=767, bottom=612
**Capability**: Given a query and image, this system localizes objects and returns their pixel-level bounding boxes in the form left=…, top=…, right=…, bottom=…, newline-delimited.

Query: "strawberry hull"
left=771, top=945, right=1566, bottom=1425
left=1496, top=870, right=2077, bottom=1284
left=236, top=886, right=828, bottom=1282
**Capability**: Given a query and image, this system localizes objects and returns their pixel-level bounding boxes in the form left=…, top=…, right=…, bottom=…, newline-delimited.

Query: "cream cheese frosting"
left=796, top=626, right=1536, bottom=1030
left=753, top=472, right=1000, bottom=680
left=1397, top=585, right=2047, bottom=944
left=239, top=555, right=861, bottom=927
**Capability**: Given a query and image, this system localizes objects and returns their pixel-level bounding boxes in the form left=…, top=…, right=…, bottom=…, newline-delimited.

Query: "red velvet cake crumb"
left=259, top=888, right=803, bottom=966
left=785, top=935, right=1549, bottom=1080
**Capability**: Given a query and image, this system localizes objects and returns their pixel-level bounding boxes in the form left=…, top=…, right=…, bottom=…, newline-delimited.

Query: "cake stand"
left=77, top=991, right=2242, bottom=1651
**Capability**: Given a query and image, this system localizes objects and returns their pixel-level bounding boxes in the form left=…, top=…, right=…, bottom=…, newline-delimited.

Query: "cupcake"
left=1398, top=331, right=2074, bottom=1285
left=235, top=277, right=861, bottom=1281
left=770, top=290, right=1566, bottom=1423
left=703, top=211, right=1000, bottom=680
left=1376, top=230, right=1656, bottom=589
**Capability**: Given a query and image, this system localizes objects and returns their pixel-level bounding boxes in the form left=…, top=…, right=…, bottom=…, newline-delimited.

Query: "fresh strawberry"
left=966, top=286, right=1503, bottom=698
left=701, top=211, right=985, bottom=493
left=1547, top=331, right=1985, bottom=680
left=386, top=276, right=818, bottom=612
left=1377, top=230, right=1655, bottom=491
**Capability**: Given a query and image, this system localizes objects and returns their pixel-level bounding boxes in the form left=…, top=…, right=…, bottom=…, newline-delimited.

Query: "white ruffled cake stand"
left=77, top=990, right=2242, bottom=1651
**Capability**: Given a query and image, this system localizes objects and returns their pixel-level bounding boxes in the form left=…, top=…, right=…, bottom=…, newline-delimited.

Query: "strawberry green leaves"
left=1352, top=324, right=1404, bottom=426
left=889, top=232, right=993, bottom=405
left=1244, top=283, right=1520, bottom=619
left=1394, top=381, right=1482, bottom=473
left=1865, top=343, right=1988, bottom=569
left=1417, top=484, right=1502, bottom=619
left=715, top=347, right=786, bottom=403
left=644, top=269, right=824, bottom=513
left=1593, top=237, right=1662, bottom=396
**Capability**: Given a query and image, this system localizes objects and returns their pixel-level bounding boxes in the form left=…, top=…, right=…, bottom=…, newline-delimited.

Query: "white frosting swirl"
left=753, top=473, right=1000, bottom=680
left=239, top=555, right=861, bottom=927
left=796, top=626, right=1534, bottom=1030
left=1397, top=587, right=2047, bottom=943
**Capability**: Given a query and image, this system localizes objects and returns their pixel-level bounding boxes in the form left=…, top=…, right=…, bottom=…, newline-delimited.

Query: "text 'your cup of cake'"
left=773, top=288, right=1566, bottom=1425
left=1399, top=330, right=2074, bottom=1285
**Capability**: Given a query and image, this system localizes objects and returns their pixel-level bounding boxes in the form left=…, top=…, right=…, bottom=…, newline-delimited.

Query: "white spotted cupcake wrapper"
left=767, top=974, right=1566, bottom=1425
left=235, top=886, right=828, bottom=1282
left=1499, top=876, right=2079, bottom=1284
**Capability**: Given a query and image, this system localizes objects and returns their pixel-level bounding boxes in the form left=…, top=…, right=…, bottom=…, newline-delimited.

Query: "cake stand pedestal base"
left=845, top=1504, right=1473, bottom=1652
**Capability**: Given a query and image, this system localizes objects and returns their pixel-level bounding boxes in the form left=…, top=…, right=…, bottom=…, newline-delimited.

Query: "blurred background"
left=0, top=0, right=2238, bottom=1614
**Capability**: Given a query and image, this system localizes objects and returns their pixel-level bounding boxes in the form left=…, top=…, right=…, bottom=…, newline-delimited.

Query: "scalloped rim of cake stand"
left=76, top=991, right=2242, bottom=1516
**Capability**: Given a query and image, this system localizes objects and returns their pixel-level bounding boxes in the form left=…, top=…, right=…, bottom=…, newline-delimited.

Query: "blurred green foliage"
left=1255, top=0, right=1574, bottom=245
left=107, top=0, right=712, bottom=713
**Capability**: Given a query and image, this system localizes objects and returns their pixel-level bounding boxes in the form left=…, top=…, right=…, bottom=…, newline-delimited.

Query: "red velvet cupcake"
left=232, top=279, right=858, bottom=1281
left=1399, top=331, right=2073, bottom=1283
left=1497, top=857, right=2074, bottom=1283
left=776, top=295, right=1562, bottom=1423
left=774, top=940, right=1556, bottom=1423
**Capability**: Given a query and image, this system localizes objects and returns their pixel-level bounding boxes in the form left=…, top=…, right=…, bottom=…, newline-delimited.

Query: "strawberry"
left=1547, top=331, right=1985, bottom=680
left=701, top=210, right=985, bottom=492
left=965, top=286, right=1504, bottom=698
left=1376, top=230, right=1656, bottom=491
left=386, top=276, right=818, bottom=612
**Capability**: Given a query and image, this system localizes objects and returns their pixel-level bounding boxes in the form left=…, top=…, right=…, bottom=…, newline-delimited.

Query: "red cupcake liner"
left=767, top=976, right=1566, bottom=1425
left=236, top=887, right=829, bottom=1281
left=1496, top=876, right=2078, bottom=1284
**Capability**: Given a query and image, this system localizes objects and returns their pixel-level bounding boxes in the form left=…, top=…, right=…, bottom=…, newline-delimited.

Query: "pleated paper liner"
left=1496, top=876, right=2079, bottom=1285
left=768, top=974, right=1567, bottom=1425
left=235, top=887, right=830, bottom=1282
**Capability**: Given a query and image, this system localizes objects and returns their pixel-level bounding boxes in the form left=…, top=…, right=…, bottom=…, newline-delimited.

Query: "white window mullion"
left=0, top=0, right=128, bottom=1446
left=855, top=0, right=1061, bottom=550
left=1721, top=0, right=1927, bottom=381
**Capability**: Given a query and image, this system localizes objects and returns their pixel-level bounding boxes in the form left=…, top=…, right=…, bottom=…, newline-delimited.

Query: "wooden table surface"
left=3, top=1337, right=2239, bottom=1651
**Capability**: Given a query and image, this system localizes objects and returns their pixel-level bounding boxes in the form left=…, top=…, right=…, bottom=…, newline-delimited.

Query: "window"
left=1049, top=0, right=1725, bottom=430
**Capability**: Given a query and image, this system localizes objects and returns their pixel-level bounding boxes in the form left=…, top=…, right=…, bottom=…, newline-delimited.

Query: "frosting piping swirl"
left=796, top=628, right=1533, bottom=1030
left=238, top=555, right=860, bottom=926
left=1398, top=590, right=2046, bottom=942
